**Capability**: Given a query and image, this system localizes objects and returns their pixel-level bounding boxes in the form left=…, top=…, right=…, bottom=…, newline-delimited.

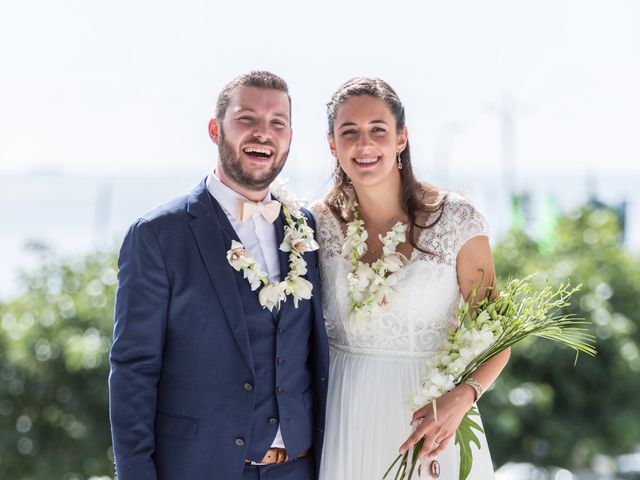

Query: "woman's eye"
left=372, top=127, right=386, bottom=134
left=238, top=116, right=254, bottom=123
left=341, top=129, right=357, bottom=136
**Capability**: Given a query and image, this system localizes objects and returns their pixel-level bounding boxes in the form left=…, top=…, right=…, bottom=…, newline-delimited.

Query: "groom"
left=109, top=71, right=329, bottom=480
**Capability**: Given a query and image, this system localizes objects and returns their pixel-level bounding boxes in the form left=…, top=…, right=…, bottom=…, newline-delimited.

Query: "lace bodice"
left=310, top=193, right=489, bottom=357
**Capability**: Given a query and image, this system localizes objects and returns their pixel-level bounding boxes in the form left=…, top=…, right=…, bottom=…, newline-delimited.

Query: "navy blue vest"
left=213, top=199, right=315, bottom=461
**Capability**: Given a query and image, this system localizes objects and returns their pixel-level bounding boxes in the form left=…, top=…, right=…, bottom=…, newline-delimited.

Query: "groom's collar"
left=205, top=170, right=272, bottom=222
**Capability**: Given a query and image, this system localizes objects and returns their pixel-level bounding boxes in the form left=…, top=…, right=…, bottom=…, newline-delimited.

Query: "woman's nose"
left=356, top=132, right=372, bottom=147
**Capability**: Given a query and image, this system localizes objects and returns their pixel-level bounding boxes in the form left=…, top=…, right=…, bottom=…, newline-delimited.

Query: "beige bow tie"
left=238, top=199, right=281, bottom=224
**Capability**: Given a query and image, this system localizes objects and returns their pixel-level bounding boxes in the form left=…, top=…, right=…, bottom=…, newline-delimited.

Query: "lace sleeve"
left=445, top=193, right=490, bottom=256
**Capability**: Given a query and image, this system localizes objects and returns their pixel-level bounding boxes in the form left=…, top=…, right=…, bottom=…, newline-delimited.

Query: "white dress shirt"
left=206, top=172, right=285, bottom=450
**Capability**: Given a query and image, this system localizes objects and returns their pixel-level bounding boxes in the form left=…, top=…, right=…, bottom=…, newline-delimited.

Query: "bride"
left=311, top=78, right=510, bottom=479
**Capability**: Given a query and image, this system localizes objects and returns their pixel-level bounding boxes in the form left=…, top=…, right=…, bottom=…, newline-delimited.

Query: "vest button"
left=244, top=383, right=253, bottom=392
left=269, top=417, right=278, bottom=425
left=234, top=437, right=245, bottom=447
left=276, top=387, right=284, bottom=395
left=276, top=357, right=284, bottom=366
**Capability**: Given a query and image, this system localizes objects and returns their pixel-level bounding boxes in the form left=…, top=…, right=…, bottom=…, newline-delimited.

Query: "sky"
left=1, top=0, right=639, bottom=183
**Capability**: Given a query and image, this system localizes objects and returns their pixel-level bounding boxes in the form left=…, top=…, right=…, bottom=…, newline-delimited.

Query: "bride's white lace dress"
left=311, top=193, right=495, bottom=480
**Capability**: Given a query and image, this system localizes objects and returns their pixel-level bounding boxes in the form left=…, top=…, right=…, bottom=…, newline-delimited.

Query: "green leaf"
left=455, top=407, right=484, bottom=480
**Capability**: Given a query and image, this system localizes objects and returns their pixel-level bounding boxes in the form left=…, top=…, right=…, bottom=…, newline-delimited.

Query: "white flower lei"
left=341, top=197, right=408, bottom=332
left=226, top=178, right=319, bottom=311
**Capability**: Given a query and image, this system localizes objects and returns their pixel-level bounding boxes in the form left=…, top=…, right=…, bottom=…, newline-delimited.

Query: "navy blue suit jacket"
left=109, top=179, right=329, bottom=480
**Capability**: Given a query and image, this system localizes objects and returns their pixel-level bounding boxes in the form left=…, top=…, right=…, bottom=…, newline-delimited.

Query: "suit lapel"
left=272, top=211, right=290, bottom=285
left=187, top=180, right=254, bottom=373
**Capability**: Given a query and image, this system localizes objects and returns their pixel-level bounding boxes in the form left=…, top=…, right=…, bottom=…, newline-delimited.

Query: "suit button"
left=234, top=437, right=245, bottom=447
left=269, top=417, right=278, bottom=426
left=276, top=357, right=284, bottom=366
left=244, top=383, right=253, bottom=392
left=277, top=328, right=284, bottom=335
left=276, top=387, right=284, bottom=395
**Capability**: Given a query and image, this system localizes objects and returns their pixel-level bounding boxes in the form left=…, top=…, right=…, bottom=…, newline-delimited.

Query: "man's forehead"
left=229, top=86, right=290, bottom=116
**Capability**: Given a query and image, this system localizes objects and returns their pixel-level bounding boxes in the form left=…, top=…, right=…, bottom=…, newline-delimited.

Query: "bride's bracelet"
left=462, top=377, right=483, bottom=402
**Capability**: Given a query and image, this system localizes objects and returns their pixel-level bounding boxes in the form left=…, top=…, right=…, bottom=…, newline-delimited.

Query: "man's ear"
left=208, top=118, right=220, bottom=144
left=328, top=136, right=337, bottom=158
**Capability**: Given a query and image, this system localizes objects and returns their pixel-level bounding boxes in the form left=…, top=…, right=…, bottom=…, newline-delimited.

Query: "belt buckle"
left=272, top=447, right=288, bottom=464
left=246, top=447, right=291, bottom=465
left=260, top=447, right=288, bottom=465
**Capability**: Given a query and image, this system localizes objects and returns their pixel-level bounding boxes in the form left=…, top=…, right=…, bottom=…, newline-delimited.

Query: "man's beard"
left=217, top=129, right=288, bottom=191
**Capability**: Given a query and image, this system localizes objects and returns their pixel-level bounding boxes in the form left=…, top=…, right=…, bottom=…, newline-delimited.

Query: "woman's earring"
left=397, top=151, right=403, bottom=170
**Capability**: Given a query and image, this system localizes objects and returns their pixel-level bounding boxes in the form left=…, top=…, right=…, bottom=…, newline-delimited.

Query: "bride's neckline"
left=331, top=208, right=429, bottom=265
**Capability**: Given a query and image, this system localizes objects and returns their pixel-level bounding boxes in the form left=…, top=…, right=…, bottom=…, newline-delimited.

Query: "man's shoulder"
left=131, top=179, right=207, bottom=229
left=126, top=191, right=197, bottom=239
left=140, top=194, right=191, bottom=224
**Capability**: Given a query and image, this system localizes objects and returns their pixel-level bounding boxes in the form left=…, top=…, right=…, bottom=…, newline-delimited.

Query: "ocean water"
left=1, top=170, right=638, bottom=300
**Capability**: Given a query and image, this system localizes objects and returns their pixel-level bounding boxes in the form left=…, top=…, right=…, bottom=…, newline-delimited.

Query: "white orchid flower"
left=288, top=256, right=308, bottom=277
left=287, top=277, right=313, bottom=308
left=259, top=283, right=287, bottom=311
left=244, top=269, right=266, bottom=291
left=226, top=240, right=247, bottom=271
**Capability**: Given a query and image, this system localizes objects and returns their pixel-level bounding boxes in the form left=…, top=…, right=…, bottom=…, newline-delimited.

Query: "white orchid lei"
left=341, top=197, right=408, bottom=332
left=383, top=275, right=596, bottom=480
left=226, top=178, right=319, bottom=311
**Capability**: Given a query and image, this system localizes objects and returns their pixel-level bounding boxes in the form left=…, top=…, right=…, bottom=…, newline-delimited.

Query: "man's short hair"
left=215, top=71, right=291, bottom=122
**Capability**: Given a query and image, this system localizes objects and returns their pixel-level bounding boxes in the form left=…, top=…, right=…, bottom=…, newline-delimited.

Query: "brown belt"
left=245, top=448, right=310, bottom=465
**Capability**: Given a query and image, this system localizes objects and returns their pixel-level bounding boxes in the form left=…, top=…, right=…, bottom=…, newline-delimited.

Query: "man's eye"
left=238, top=116, right=254, bottom=123
left=341, top=129, right=356, bottom=136
left=272, top=120, right=287, bottom=128
left=372, top=127, right=386, bottom=133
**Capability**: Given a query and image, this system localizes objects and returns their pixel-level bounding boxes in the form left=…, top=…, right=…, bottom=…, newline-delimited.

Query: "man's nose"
left=252, top=120, right=271, bottom=142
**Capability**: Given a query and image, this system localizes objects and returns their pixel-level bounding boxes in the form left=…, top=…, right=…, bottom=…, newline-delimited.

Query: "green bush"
left=0, top=246, right=117, bottom=480
left=482, top=206, right=640, bottom=468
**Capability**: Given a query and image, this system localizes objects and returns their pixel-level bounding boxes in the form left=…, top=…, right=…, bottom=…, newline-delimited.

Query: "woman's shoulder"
left=443, top=190, right=475, bottom=208
left=416, top=187, right=477, bottom=226
left=308, top=198, right=329, bottom=217
left=442, top=191, right=490, bottom=248
left=308, top=197, right=345, bottom=255
left=439, top=191, right=487, bottom=226
left=309, top=197, right=343, bottom=231
left=415, top=189, right=490, bottom=261
left=309, top=197, right=346, bottom=224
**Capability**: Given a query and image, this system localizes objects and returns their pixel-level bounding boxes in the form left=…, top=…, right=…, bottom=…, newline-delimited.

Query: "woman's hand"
left=399, top=384, right=476, bottom=459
